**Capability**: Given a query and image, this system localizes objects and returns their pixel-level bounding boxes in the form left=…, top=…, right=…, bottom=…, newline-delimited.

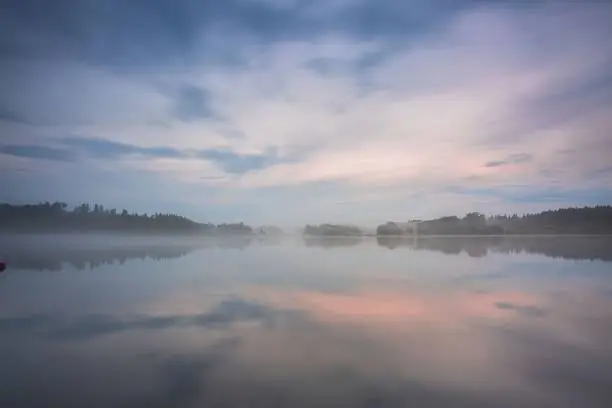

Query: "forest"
left=487, top=206, right=612, bottom=234
left=0, top=202, right=252, bottom=234
left=2, top=203, right=611, bottom=235
left=376, top=206, right=612, bottom=236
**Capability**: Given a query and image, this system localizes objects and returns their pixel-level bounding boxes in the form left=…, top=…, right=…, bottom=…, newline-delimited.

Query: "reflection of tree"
left=376, top=236, right=415, bottom=250
left=493, top=237, right=612, bottom=261
left=5, top=245, right=199, bottom=271
left=303, top=236, right=363, bottom=248
left=377, top=236, right=612, bottom=261
left=2, top=236, right=278, bottom=271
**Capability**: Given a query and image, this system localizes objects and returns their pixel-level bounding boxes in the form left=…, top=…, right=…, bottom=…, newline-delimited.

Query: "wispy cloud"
left=0, top=298, right=271, bottom=340
left=196, top=147, right=287, bottom=174
left=0, top=137, right=298, bottom=176
left=60, top=137, right=185, bottom=159
left=0, top=145, right=74, bottom=162
left=172, top=85, right=216, bottom=122
left=484, top=153, right=533, bottom=168
left=495, top=302, right=547, bottom=318
left=1, top=0, right=611, bottom=223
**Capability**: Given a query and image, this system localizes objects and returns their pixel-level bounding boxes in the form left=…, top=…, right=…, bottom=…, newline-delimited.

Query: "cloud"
left=0, top=0, right=481, bottom=66
left=485, top=153, right=533, bottom=168
left=172, top=85, right=216, bottom=122
left=196, top=147, right=291, bottom=174
left=60, top=137, right=185, bottom=159
left=0, top=104, right=28, bottom=124
left=0, top=298, right=272, bottom=341
left=495, top=302, right=547, bottom=318
left=0, top=60, right=169, bottom=126
left=1, top=138, right=296, bottom=176
left=0, top=0, right=305, bottom=66
left=1, top=0, right=611, bottom=223
left=0, top=144, right=74, bottom=162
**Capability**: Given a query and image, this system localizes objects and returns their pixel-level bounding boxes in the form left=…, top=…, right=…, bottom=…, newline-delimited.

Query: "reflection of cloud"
left=126, top=341, right=519, bottom=408
left=495, top=302, right=547, bottom=318
left=490, top=312, right=612, bottom=408
left=2, top=288, right=612, bottom=407
left=0, top=299, right=271, bottom=340
left=484, top=153, right=533, bottom=168
left=253, top=287, right=540, bottom=325
left=135, top=340, right=240, bottom=408
left=230, top=286, right=612, bottom=406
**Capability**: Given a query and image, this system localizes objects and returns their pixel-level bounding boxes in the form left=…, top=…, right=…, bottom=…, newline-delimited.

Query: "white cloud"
left=182, top=3, right=610, bottom=197
left=2, top=1, right=611, bottom=223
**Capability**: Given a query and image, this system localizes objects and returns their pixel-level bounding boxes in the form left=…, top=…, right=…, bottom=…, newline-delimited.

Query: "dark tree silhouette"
left=376, top=222, right=406, bottom=236
left=0, top=202, right=252, bottom=234
left=376, top=206, right=612, bottom=236
left=488, top=206, right=612, bottom=234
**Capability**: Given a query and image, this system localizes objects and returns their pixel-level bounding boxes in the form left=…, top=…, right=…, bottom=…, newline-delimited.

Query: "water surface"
left=1, top=235, right=611, bottom=408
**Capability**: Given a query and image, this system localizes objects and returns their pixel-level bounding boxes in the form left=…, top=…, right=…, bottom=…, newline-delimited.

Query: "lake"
left=1, top=235, right=612, bottom=408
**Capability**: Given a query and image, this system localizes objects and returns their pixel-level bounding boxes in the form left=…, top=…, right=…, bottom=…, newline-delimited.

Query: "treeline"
left=488, top=206, right=612, bottom=234
left=417, top=212, right=504, bottom=235
left=376, top=213, right=503, bottom=236
left=0, top=202, right=253, bottom=234
left=377, top=206, right=612, bottom=236
left=303, top=206, right=612, bottom=237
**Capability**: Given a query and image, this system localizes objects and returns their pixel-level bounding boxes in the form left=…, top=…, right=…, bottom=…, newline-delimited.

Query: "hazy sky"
left=1, top=0, right=611, bottom=225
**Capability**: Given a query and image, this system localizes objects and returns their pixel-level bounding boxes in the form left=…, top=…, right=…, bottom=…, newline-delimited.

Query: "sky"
left=1, top=0, right=611, bottom=226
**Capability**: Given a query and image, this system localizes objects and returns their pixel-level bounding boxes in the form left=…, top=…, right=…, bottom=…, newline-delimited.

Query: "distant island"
left=376, top=206, right=612, bottom=236
left=0, top=202, right=259, bottom=235
left=376, top=213, right=503, bottom=236
left=302, top=206, right=612, bottom=237
left=2, top=202, right=611, bottom=236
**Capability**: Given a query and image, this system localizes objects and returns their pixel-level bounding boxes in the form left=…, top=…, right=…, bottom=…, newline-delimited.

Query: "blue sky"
left=1, top=0, right=611, bottom=225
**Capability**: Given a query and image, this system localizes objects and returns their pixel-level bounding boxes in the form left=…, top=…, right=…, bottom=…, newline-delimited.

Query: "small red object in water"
left=0, top=262, right=6, bottom=272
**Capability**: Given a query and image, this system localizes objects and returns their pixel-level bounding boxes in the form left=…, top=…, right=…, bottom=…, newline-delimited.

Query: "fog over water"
left=1, top=235, right=611, bottom=408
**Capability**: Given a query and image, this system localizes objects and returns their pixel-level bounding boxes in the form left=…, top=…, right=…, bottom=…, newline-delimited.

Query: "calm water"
left=1, top=235, right=612, bottom=408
